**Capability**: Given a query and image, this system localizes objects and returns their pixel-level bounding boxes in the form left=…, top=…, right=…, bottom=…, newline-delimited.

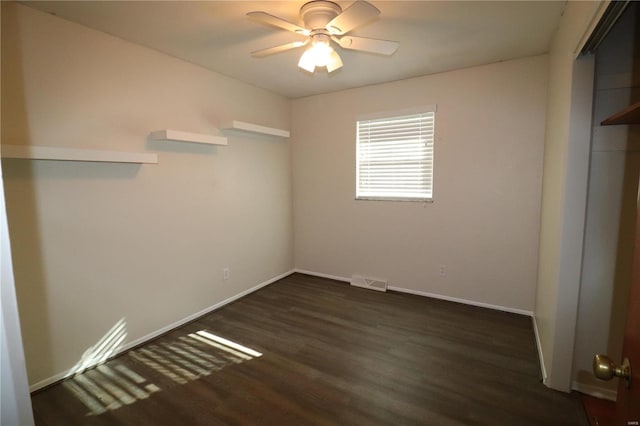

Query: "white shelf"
left=1, top=145, right=158, bottom=164
left=150, top=129, right=228, bottom=146
left=221, top=121, right=290, bottom=138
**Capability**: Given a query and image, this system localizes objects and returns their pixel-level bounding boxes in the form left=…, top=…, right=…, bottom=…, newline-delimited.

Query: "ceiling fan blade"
left=247, top=11, right=310, bottom=36
left=326, top=1, right=380, bottom=35
left=334, top=36, right=399, bottom=56
left=251, top=40, right=309, bottom=58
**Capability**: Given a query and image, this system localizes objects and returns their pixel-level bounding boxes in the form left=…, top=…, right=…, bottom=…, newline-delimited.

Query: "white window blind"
left=356, top=111, right=435, bottom=201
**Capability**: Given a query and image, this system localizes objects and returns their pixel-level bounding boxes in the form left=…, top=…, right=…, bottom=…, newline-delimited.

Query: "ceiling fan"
left=247, top=1, right=399, bottom=73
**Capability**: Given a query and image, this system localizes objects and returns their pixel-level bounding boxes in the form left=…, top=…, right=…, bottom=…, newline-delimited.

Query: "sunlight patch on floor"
left=62, top=329, right=263, bottom=416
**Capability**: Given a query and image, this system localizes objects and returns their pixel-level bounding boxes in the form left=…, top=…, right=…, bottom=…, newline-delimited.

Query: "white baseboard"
left=532, top=315, right=548, bottom=384
left=572, top=381, right=617, bottom=401
left=30, top=269, right=295, bottom=392
left=294, top=269, right=533, bottom=316
left=293, top=269, right=350, bottom=283
left=387, top=286, right=534, bottom=317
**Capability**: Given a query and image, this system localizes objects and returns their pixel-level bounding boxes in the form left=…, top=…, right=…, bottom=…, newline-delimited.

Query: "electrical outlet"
left=439, top=265, right=447, bottom=277
left=223, top=268, right=230, bottom=281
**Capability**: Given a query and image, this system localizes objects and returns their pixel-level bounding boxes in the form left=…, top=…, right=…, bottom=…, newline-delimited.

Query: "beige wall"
left=573, top=3, right=640, bottom=399
left=1, top=3, right=293, bottom=388
left=292, top=55, right=548, bottom=313
left=2, top=0, right=615, bottom=395
left=534, top=1, right=607, bottom=392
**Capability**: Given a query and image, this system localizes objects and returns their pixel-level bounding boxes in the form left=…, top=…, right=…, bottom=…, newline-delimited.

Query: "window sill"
left=355, top=197, right=434, bottom=203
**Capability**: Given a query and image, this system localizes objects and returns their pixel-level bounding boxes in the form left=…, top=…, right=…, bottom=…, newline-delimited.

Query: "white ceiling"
left=24, top=1, right=566, bottom=99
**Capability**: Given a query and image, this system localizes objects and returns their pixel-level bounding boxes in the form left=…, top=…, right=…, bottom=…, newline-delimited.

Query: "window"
left=356, top=107, right=435, bottom=201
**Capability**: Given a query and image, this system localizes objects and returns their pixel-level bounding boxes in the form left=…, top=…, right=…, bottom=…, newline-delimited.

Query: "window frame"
left=355, top=105, right=436, bottom=203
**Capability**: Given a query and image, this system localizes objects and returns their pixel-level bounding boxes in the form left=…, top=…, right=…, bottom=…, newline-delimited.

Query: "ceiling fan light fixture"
left=250, top=0, right=394, bottom=74
left=298, top=47, right=318, bottom=72
left=298, top=34, right=342, bottom=73
left=326, top=49, right=343, bottom=72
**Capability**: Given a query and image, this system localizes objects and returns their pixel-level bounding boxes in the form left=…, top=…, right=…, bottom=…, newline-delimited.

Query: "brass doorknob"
left=593, top=354, right=632, bottom=388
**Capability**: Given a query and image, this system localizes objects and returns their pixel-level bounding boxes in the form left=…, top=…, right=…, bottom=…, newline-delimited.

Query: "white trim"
left=532, top=315, right=548, bottom=383
left=573, top=1, right=611, bottom=56
left=294, top=269, right=533, bottom=316
left=571, top=381, right=617, bottom=401
left=294, top=268, right=350, bottom=283
left=29, top=269, right=295, bottom=392
left=1, top=161, right=35, bottom=424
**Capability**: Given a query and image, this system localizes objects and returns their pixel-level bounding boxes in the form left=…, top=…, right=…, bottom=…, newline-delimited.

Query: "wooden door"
left=614, top=186, right=640, bottom=424
left=586, top=180, right=640, bottom=425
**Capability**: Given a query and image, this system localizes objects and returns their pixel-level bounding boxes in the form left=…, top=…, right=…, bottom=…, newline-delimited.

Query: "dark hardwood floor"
left=31, top=273, right=589, bottom=425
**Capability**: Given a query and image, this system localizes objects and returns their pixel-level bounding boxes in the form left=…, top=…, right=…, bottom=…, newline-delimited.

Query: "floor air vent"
left=350, top=274, right=388, bottom=292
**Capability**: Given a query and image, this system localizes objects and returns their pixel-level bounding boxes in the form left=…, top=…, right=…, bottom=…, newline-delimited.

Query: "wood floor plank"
left=31, top=273, right=589, bottom=425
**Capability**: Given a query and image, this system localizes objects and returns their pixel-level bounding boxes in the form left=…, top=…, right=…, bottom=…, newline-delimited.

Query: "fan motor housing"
left=301, top=1, right=342, bottom=30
